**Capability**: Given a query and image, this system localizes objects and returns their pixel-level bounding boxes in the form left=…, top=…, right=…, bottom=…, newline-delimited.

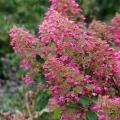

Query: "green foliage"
left=91, top=97, right=98, bottom=104
left=17, top=69, right=29, bottom=79
left=80, top=95, right=90, bottom=108
left=36, top=55, right=45, bottom=64
left=0, top=0, right=49, bottom=58
left=35, top=89, right=50, bottom=111
left=80, top=95, right=98, bottom=109
left=34, top=74, right=47, bottom=84
left=77, top=0, right=120, bottom=22
left=86, top=111, right=98, bottom=120
left=1, top=0, right=120, bottom=119
left=0, top=0, right=49, bottom=84
left=53, top=108, right=61, bottom=120
left=0, top=86, right=24, bottom=113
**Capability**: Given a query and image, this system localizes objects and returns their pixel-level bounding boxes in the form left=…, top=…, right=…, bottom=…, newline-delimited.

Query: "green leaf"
left=47, top=90, right=52, bottom=96
left=35, top=90, right=50, bottom=111
left=91, top=97, right=98, bottom=104
left=36, top=55, right=45, bottom=64
left=50, top=50, right=55, bottom=54
left=11, top=56, right=21, bottom=65
left=34, top=74, right=47, bottom=84
left=41, top=74, right=47, bottom=83
left=80, top=95, right=90, bottom=107
left=54, top=108, right=61, bottom=119
left=17, top=69, right=28, bottom=78
left=86, top=111, right=98, bottom=120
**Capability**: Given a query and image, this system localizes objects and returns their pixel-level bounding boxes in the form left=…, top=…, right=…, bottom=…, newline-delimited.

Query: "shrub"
left=10, top=0, right=120, bottom=119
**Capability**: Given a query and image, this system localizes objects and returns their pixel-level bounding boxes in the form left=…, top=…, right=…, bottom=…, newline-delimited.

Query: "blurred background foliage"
left=77, top=0, right=120, bottom=22
left=0, top=0, right=120, bottom=116
left=0, top=0, right=49, bottom=79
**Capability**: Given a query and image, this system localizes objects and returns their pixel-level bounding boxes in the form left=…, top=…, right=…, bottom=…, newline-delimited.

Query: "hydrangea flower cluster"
left=91, top=96, right=120, bottom=120
left=49, top=0, right=85, bottom=20
left=10, top=0, right=120, bottom=119
left=90, top=14, right=120, bottom=47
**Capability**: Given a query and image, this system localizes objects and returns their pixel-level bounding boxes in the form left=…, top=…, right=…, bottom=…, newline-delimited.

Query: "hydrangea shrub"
left=9, top=0, right=120, bottom=120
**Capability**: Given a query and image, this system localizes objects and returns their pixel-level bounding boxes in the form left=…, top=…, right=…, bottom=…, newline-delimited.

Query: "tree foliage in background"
left=0, top=0, right=49, bottom=77
left=0, top=0, right=49, bottom=113
left=77, top=0, right=120, bottom=22
left=0, top=0, right=49, bottom=56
